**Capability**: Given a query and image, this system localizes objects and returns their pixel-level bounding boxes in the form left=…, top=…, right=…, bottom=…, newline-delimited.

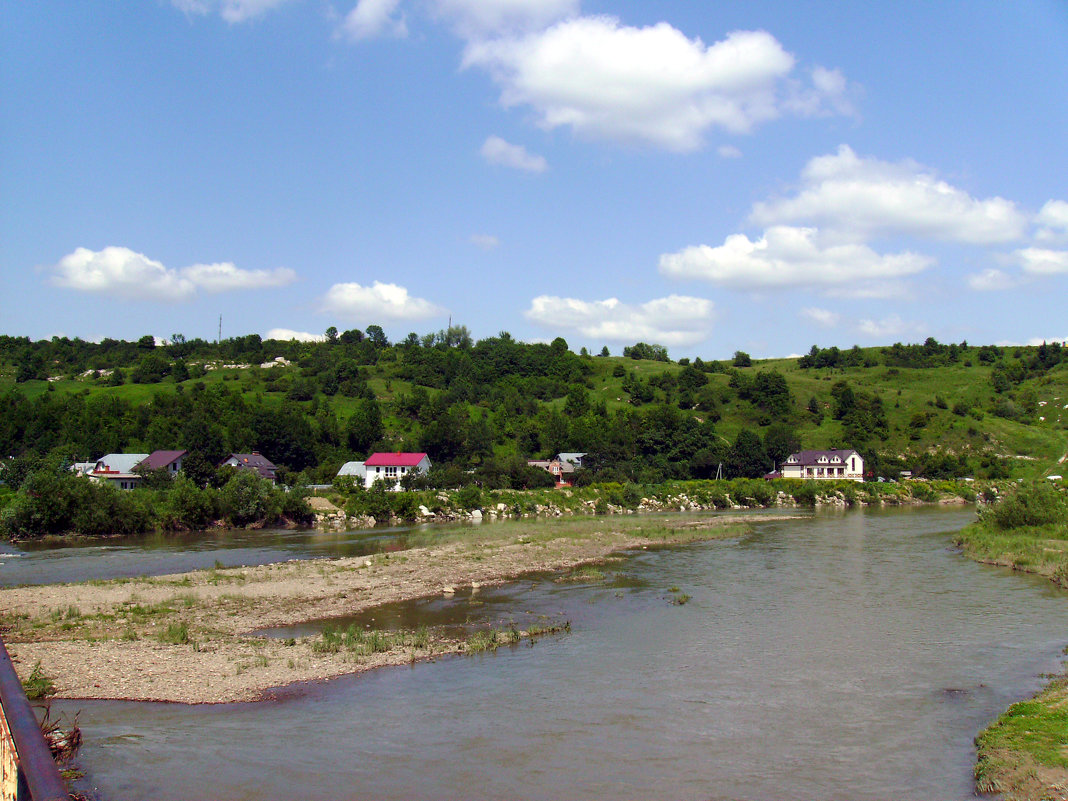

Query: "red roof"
left=364, top=452, right=428, bottom=467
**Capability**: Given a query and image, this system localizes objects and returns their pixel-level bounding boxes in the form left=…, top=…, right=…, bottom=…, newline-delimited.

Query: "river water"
left=43, top=506, right=1068, bottom=800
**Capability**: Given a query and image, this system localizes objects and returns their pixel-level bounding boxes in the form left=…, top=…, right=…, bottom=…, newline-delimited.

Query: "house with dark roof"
left=220, top=453, right=278, bottom=482
left=139, top=450, right=187, bottom=475
left=781, top=449, right=864, bottom=482
left=363, top=452, right=431, bottom=491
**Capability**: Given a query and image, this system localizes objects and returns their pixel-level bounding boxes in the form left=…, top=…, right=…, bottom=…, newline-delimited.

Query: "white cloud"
left=800, top=307, right=840, bottom=327
left=658, top=225, right=931, bottom=292
left=463, top=20, right=848, bottom=151
left=321, top=281, right=444, bottom=321
left=470, top=234, right=500, bottom=250
left=182, top=262, right=297, bottom=292
left=1037, top=200, right=1068, bottom=231
left=717, top=144, right=742, bottom=159
left=967, top=268, right=1016, bottom=292
left=750, top=145, right=1028, bottom=245
left=46, top=246, right=295, bottom=301
left=525, top=294, right=715, bottom=347
left=1035, top=200, right=1068, bottom=245
left=1014, top=247, right=1068, bottom=275
left=433, top=0, right=578, bottom=38
left=339, top=0, right=407, bottom=41
left=265, top=329, right=326, bottom=342
left=783, top=66, right=857, bottom=118
left=856, top=315, right=925, bottom=339
left=172, top=0, right=292, bottom=23
left=49, top=247, right=196, bottom=301
left=481, top=136, right=547, bottom=172
left=1026, top=336, right=1068, bottom=346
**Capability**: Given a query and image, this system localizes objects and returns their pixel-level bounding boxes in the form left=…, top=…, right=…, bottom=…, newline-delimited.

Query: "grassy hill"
left=0, top=333, right=1065, bottom=483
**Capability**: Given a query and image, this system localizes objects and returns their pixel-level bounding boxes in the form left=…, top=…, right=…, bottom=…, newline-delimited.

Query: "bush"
left=990, top=483, right=1066, bottom=530
left=219, top=470, right=281, bottom=527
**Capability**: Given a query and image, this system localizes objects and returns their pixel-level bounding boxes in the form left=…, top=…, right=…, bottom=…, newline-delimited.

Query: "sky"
left=2, top=0, right=1067, bottom=359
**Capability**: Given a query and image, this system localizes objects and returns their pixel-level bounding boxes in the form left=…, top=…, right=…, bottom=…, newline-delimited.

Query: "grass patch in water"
left=22, top=661, right=56, bottom=699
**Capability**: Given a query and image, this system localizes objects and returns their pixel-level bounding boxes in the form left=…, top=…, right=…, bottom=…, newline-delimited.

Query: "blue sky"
left=3, top=0, right=1067, bottom=358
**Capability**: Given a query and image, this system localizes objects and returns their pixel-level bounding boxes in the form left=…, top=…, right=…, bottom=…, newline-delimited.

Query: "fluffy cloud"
left=1014, top=247, right=1068, bottom=275
left=856, top=315, right=925, bottom=339
left=470, top=234, right=500, bottom=250
left=46, top=247, right=294, bottom=301
left=463, top=19, right=847, bottom=151
left=800, top=307, right=840, bottom=328
left=481, top=136, right=547, bottom=172
left=321, top=281, right=444, bottom=321
left=750, top=145, right=1028, bottom=245
left=717, top=145, right=743, bottom=159
left=433, top=0, right=577, bottom=38
left=265, top=329, right=327, bottom=342
left=1033, top=199, right=1068, bottom=243
left=171, top=0, right=292, bottom=23
left=525, top=294, right=715, bottom=346
left=658, top=226, right=931, bottom=292
left=181, top=262, right=296, bottom=292
left=339, top=0, right=407, bottom=41
left=967, top=268, right=1016, bottom=291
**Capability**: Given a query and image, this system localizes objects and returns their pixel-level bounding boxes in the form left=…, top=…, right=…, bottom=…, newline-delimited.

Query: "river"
left=40, top=506, right=1068, bottom=800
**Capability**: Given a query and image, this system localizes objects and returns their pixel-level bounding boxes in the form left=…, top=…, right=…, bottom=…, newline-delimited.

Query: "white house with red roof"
left=363, top=452, right=431, bottom=490
left=781, top=449, right=864, bottom=482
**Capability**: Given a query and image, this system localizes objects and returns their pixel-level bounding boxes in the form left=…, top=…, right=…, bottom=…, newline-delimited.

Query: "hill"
left=0, top=330, right=1065, bottom=485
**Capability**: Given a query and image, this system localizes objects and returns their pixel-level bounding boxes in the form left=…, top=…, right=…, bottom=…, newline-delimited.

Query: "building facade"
left=780, top=449, right=864, bottom=482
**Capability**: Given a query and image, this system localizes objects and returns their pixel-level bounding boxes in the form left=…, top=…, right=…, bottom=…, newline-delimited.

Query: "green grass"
left=956, top=484, right=1068, bottom=796
left=22, top=661, right=56, bottom=699
left=974, top=675, right=1068, bottom=796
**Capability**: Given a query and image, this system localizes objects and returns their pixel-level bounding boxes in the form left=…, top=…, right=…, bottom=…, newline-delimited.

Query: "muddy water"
left=55, top=507, right=1068, bottom=800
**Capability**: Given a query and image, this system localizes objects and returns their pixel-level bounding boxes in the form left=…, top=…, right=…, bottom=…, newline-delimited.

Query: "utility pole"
left=218, top=315, right=222, bottom=344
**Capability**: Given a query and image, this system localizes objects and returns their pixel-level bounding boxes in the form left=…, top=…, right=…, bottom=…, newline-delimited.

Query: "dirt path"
left=2, top=515, right=770, bottom=704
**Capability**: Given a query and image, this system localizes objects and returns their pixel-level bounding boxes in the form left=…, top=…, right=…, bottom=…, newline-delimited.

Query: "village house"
left=780, top=449, right=864, bottom=482
left=89, top=453, right=149, bottom=490
left=139, top=450, right=187, bottom=475
left=220, top=452, right=278, bottom=483
left=527, top=452, right=587, bottom=487
left=363, top=452, right=431, bottom=491
left=336, top=461, right=366, bottom=483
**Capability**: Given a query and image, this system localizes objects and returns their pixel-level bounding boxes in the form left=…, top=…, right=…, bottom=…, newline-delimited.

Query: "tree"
left=763, top=423, right=800, bottom=468
left=346, top=398, right=383, bottom=454
left=325, top=326, right=338, bottom=342
left=733, top=351, right=752, bottom=367
left=599, top=346, right=610, bottom=357
left=365, top=325, right=389, bottom=348
left=728, top=429, right=769, bottom=478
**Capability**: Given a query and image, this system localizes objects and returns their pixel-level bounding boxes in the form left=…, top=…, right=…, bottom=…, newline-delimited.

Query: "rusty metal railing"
left=0, top=639, right=67, bottom=801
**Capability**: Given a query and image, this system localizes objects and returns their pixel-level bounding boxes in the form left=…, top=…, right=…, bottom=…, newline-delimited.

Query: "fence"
left=0, top=640, right=67, bottom=801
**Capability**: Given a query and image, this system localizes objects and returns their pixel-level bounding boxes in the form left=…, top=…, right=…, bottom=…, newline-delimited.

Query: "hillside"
left=0, top=331, right=1065, bottom=485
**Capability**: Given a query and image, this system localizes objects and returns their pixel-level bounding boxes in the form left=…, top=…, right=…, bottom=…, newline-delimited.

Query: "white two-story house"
left=781, top=449, right=864, bottom=482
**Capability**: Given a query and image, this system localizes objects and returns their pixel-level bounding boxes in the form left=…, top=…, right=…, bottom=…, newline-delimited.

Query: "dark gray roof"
left=783, top=449, right=860, bottom=466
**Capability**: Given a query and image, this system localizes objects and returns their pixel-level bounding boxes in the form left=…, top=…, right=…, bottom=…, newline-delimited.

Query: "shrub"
left=990, top=483, right=1066, bottom=529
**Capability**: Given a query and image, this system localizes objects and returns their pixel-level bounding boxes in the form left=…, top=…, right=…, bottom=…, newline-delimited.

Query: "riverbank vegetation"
left=955, top=482, right=1068, bottom=799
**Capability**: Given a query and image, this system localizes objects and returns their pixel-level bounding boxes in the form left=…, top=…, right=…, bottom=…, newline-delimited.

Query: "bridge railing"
left=0, top=640, right=67, bottom=801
